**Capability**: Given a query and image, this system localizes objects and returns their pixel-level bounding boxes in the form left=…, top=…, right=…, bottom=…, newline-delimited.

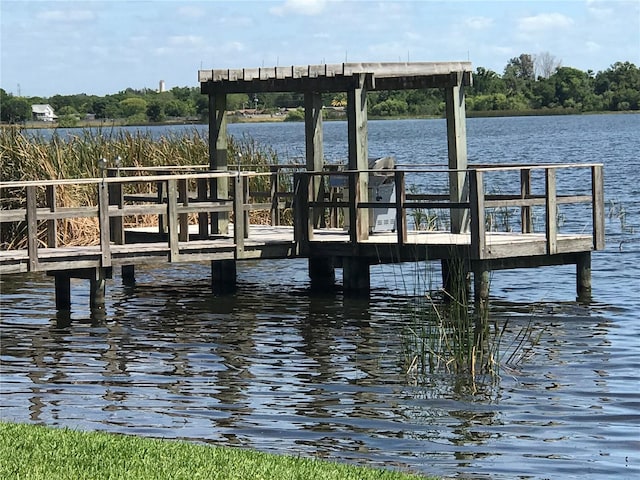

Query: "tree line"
left=1, top=54, right=638, bottom=125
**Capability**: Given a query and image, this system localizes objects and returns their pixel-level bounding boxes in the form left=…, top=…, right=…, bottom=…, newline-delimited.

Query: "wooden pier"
left=0, top=62, right=605, bottom=309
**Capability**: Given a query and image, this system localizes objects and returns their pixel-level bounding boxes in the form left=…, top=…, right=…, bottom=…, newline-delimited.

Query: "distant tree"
left=534, top=51, right=562, bottom=79
left=470, top=67, right=505, bottom=95
left=119, top=97, right=147, bottom=117
left=503, top=54, right=535, bottom=98
left=146, top=101, right=165, bottom=122
left=0, top=91, right=31, bottom=122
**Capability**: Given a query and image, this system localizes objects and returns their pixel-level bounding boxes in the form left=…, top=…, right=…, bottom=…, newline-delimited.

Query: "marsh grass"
left=402, top=257, right=543, bottom=394
left=0, top=127, right=283, bottom=248
left=0, top=422, right=430, bottom=480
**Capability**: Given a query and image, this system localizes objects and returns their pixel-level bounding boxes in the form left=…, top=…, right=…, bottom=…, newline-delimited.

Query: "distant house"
left=32, top=104, right=57, bottom=122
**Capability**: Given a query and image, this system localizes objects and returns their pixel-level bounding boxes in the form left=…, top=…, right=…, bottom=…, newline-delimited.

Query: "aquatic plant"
left=0, top=126, right=283, bottom=248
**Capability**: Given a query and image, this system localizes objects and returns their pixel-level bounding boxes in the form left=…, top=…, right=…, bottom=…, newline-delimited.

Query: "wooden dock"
left=0, top=62, right=605, bottom=309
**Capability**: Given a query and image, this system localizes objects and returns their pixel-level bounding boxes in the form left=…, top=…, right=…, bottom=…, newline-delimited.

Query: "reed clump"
left=0, top=127, right=281, bottom=248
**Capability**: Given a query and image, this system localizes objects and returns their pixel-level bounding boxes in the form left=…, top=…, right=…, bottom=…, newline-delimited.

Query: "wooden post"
left=98, top=182, right=111, bottom=267
left=233, top=174, right=245, bottom=256
left=210, top=92, right=229, bottom=234
left=54, top=274, right=71, bottom=311
left=107, top=170, right=124, bottom=244
left=576, top=252, right=592, bottom=302
left=305, top=91, right=324, bottom=227
left=197, top=178, right=209, bottom=238
left=26, top=185, right=38, bottom=272
left=293, top=173, right=311, bottom=256
left=309, top=256, right=335, bottom=290
left=469, top=170, right=486, bottom=259
left=473, top=262, right=490, bottom=305
left=394, top=171, right=407, bottom=245
left=211, top=260, right=236, bottom=294
left=122, top=265, right=135, bottom=286
left=178, top=178, right=189, bottom=242
left=445, top=74, right=469, bottom=234
left=347, top=73, right=369, bottom=240
left=592, top=165, right=605, bottom=250
left=343, top=257, right=370, bottom=293
left=520, top=168, right=532, bottom=233
left=90, top=268, right=108, bottom=310
left=166, top=179, right=179, bottom=262
left=45, top=184, right=57, bottom=247
left=545, top=167, right=557, bottom=255
left=270, top=165, right=280, bottom=225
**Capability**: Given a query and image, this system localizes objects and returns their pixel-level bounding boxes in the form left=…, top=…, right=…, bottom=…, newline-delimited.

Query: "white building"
left=32, top=104, right=57, bottom=122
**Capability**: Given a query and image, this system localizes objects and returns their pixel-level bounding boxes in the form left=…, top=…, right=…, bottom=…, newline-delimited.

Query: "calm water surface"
left=2, top=114, right=639, bottom=479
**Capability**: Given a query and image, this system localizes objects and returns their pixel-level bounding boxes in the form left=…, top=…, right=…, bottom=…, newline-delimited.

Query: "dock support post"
left=576, top=252, right=592, bottom=302
left=209, top=92, right=229, bottom=235
left=343, top=257, right=370, bottom=293
left=473, top=265, right=490, bottom=306
left=122, top=265, right=135, bottom=286
left=309, top=257, right=335, bottom=290
left=211, top=259, right=236, bottom=294
left=442, top=258, right=470, bottom=302
left=54, top=274, right=71, bottom=311
left=90, top=268, right=108, bottom=310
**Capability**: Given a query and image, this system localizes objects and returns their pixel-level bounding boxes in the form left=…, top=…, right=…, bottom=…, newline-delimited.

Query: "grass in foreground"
left=0, top=422, right=432, bottom=480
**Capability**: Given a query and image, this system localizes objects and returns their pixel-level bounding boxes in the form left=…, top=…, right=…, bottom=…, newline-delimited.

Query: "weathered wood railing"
left=0, top=170, right=282, bottom=272
left=293, top=163, right=605, bottom=259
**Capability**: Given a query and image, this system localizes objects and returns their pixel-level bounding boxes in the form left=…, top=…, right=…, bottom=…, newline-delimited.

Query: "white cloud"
left=518, top=13, right=574, bottom=32
left=177, top=6, right=205, bottom=19
left=168, top=35, right=204, bottom=47
left=270, top=0, right=328, bottom=16
left=585, top=40, right=602, bottom=53
left=37, top=9, right=95, bottom=22
left=465, top=16, right=493, bottom=30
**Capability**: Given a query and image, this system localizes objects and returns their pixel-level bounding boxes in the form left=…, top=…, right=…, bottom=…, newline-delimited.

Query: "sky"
left=1, top=0, right=639, bottom=98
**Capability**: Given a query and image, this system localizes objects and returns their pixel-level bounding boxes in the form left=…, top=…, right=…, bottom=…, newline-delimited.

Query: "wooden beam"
left=592, top=165, right=605, bottom=250
left=305, top=91, right=324, bottom=228
left=210, top=92, right=229, bottom=234
left=546, top=168, right=557, bottom=255
left=347, top=73, right=369, bottom=241
left=445, top=79, right=469, bottom=234
left=469, top=170, right=486, bottom=259
left=26, top=185, right=38, bottom=272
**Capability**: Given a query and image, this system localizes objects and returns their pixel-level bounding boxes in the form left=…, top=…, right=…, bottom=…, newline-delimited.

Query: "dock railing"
left=293, top=163, right=605, bottom=259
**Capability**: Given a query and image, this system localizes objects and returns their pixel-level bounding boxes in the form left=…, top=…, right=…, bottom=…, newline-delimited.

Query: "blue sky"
left=1, top=0, right=639, bottom=97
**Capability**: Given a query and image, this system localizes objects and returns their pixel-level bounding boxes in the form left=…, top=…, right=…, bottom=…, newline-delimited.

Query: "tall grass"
left=0, top=127, right=281, bottom=248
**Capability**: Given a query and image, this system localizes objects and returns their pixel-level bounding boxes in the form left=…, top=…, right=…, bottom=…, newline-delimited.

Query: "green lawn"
left=0, top=422, right=433, bottom=480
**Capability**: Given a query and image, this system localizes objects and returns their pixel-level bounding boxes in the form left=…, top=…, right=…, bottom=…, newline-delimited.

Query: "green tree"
left=119, top=97, right=147, bottom=118
left=0, top=90, right=31, bottom=122
left=146, top=101, right=166, bottom=122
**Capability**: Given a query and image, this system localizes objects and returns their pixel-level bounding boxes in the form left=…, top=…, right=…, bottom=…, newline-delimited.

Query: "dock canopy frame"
left=199, top=61, right=473, bottom=236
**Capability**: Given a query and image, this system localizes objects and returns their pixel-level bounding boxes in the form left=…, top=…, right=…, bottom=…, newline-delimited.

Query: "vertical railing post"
left=545, top=167, right=557, bottom=255
left=45, top=184, right=57, bottom=248
left=233, top=173, right=245, bottom=256
left=98, top=181, right=112, bottom=267
left=166, top=179, right=179, bottom=261
left=26, top=185, right=39, bottom=271
left=178, top=178, right=189, bottom=242
left=469, top=169, right=486, bottom=259
left=243, top=175, right=250, bottom=239
left=293, top=173, right=310, bottom=256
left=197, top=177, right=208, bottom=238
left=394, top=171, right=407, bottom=245
left=107, top=170, right=124, bottom=244
left=592, top=165, right=605, bottom=250
left=270, top=165, right=280, bottom=226
left=520, top=168, right=532, bottom=233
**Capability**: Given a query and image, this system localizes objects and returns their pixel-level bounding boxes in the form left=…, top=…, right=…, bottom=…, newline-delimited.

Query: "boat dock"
left=0, top=62, right=605, bottom=310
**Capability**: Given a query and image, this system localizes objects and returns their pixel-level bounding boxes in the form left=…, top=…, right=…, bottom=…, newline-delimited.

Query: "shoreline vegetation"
left=4, top=107, right=638, bottom=131
left=0, top=422, right=432, bottom=480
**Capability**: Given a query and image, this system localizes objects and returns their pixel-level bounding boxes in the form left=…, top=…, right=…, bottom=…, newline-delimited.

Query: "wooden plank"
left=546, top=168, right=557, bottom=255
left=347, top=73, right=369, bottom=241
left=98, top=182, right=112, bottom=267
left=178, top=179, right=189, bottom=242
left=26, top=186, right=38, bottom=271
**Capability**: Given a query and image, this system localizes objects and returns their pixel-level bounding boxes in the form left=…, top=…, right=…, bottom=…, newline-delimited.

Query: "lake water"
left=2, top=114, right=639, bottom=479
